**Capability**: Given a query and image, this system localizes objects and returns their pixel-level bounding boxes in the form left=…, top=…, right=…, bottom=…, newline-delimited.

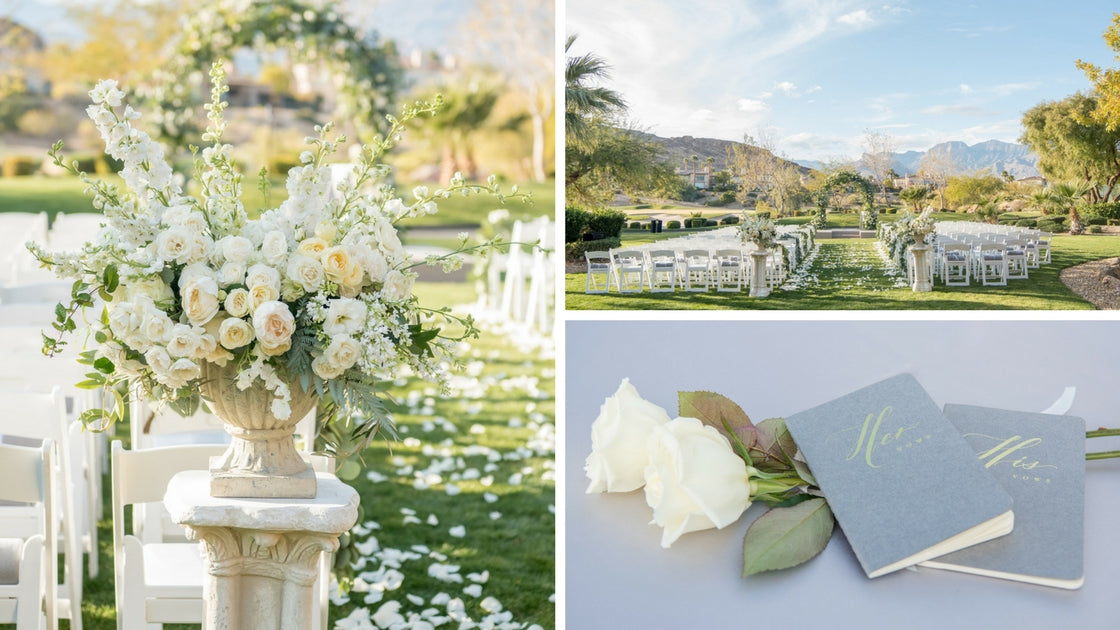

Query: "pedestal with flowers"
left=902, top=210, right=935, bottom=293
left=739, top=213, right=778, bottom=298
left=34, top=62, right=526, bottom=628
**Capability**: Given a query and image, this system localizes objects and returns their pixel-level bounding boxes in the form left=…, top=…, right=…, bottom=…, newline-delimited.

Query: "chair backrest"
left=0, top=440, right=56, bottom=629
left=584, top=250, right=609, bottom=264
left=714, top=248, right=741, bottom=261
left=683, top=249, right=709, bottom=262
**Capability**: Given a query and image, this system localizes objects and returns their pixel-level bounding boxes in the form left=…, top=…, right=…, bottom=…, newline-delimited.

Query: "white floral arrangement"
left=738, top=212, right=777, bottom=249
left=34, top=62, right=525, bottom=458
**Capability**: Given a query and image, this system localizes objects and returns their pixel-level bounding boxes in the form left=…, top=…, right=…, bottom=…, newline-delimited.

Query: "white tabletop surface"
left=565, top=320, right=1120, bottom=630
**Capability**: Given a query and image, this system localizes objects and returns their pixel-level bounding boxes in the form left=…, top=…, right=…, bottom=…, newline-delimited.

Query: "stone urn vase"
left=200, top=361, right=318, bottom=499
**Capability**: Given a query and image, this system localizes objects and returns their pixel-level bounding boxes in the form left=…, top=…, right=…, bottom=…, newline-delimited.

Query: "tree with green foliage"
left=899, top=185, right=932, bottom=212
left=1048, top=181, right=1094, bottom=235
left=414, top=78, right=517, bottom=183
left=1026, top=189, right=1060, bottom=216
left=1020, top=93, right=1120, bottom=203
left=1077, top=12, right=1120, bottom=131
left=944, top=173, right=1006, bottom=209
left=565, top=34, right=625, bottom=151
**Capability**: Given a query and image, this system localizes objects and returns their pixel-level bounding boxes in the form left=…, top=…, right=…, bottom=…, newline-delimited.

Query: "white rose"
left=311, top=354, right=344, bottom=380
left=249, top=284, right=280, bottom=310
left=144, top=345, right=172, bottom=374
left=381, top=269, right=413, bottom=302
left=141, top=310, right=174, bottom=344
left=320, top=246, right=354, bottom=283
left=324, top=335, right=362, bottom=371
left=125, top=277, right=174, bottom=305
left=218, top=318, right=255, bottom=349
left=108, top=304, right=135, bottom=337
left=220, top=235, right=254, bottom=263
left=262, top=230, right=289, bottom=266
left=217, top=261, right=246, bottom=287
left=643, top=417, right=753, bottom=548
left=585, top=378, right=672, bottom=493
left=180, top=276, right=220, bottom=326
left=179, top=262, right=216, bottom=288
left=252, top=301, right=295, bottom=356
left=158, top=358, right=201, bottom=389
left=224, top=288, right=251, bottom=318
left=323, top=298, right=367, bottom=336
left=297, top=237, right=329, bottom=258
left=155, top=226, right=192, bottom=263
left=246, top=263, right=281, bottom=290
left=286, top=254, right=324, bottom=292
left=361, top=249, right=388, bottom=283
left=314, top=220, right=337, bottom=242
left=165, top=323, right=203, bottom=358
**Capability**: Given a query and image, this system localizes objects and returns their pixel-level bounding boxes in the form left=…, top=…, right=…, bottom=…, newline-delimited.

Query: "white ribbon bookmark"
left=1040, top=386, right=1076, bottom=415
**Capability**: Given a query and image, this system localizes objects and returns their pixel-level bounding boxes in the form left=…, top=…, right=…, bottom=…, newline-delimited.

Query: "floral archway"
left=145, top=0, right=401, bottom=147
left=814, top=169, right=876, bottom=229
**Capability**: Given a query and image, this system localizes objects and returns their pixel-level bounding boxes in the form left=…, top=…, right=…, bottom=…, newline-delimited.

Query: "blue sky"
left=566, top=0, right=1120, bottom=161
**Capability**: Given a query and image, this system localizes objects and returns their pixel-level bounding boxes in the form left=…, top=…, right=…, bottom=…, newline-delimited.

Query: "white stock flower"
left=381, top=270, right=413, bottom=302
left=585, top=379, right=672, bottom=493
left=252, top=301, right=295, bottom=356
left=218, top=317, right=255, bottom=349
left=224, top=288, right=251, bottom=318
left=643, top=417, right=753, bottom=548
left=180, top=276, right=220, bottom=326
left=323, top=298, right=367, bottom=336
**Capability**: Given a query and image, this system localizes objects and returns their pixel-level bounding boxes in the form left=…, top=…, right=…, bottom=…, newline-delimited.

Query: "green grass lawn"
left=0, top=175, right=554, bottom=229
left=40, top=281, right=554, bottom=630
left=565, top=235, right=1120, bottom=310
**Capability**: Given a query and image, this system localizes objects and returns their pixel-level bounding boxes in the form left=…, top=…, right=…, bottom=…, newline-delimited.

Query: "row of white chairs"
left=484, top=217, right=555, bottom=333
left=585, top=247, right=786, bottom=294
left=925, top=232, right=1051, bottom=287
left=2, top=212, right=105, bottom=289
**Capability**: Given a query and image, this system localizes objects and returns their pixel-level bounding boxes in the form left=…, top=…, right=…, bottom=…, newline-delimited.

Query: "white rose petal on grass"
left=466, top=571, right=489, bottom=584
left=428, top=562, right=463, bottom=583
left=445, top=483, right=461, bottom=496
left=585, top=378, right=672, bottom=493
left=462, top=584, right=483, bottom=598
left=427, top=514, right=439, bottom=526
left=372, top=601, right=405, bottom=628
left=479, top=596, right=502, bottom=613
left=483, top=492, right=498, bottom=504
left=406, top=594, right=425, bottom=606
left=644, top=417, right=753, bottom=548
left=449, top=525, right=466, bottom=538
left=489, top=512, right=501, bottom=520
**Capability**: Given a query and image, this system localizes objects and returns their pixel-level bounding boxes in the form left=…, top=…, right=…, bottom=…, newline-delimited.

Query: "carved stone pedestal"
left=749, top=250, right=772, bottom=298
left=910, top=244, right=933, bottom=292
left=164, top=470, right=359, bottom=630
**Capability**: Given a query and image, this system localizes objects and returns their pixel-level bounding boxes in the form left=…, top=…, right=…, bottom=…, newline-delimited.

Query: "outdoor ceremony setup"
left=583, top=225, right=815, bottom=296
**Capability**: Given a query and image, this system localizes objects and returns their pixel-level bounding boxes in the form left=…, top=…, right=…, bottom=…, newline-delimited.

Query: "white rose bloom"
left=155, top=226, right=192, bottom=264
left=180, top=276, right=220, bottom=326
left=218, top=318, right=255, bottom=350
left=246, top=263, right=281, bottom=290
left=249, top=284, right=280, bottom=310
left=314, top=220, right=337, bottom=242
left=108, top=304, right=136, bottom=337
left=262, top=230, right=289, bottom=266
left=323, top=298, right=368, bottom=336
left=252, top=301, right=295, bottom=356
left=179, top=262, right=216, bottom=288
left=144, top=345, right=172, bottom=374
left=159, top=358, right=201, bottom=389
left=141, top=310, right=174, bottom=345
left=381, top=270, right=413, bottom=302
left=320, top=246, right=353, bottom=283
left=217, top=261, right=246, bottom=287
left=585, top=378, right=672, bottom=493
left=311, top=354, right=344, bottom=380
left=380, top=231, right=405, bottom=258
left=324, top=335, right=362, bottom=371
left=125, top=277, right=174, bottom=305
left=361, top=249, right=388, bottom=283
left=224, top=288, right=252, bottom=318
left=644, top=417, right=753, bottom=548
left=286, top=254, right=325, bottom=292
left=165, top=323, right=203, bottom=358
left=219, top=235, right=254, bottom=263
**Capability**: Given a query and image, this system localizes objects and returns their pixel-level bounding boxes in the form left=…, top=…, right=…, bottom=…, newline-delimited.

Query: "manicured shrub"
left=1084, top=202, right=1120, bottom=222
left=1, top=156, right=36, bottom=177
left=754, top=211, right=772, bottom=220
left=667, top=220, right=681, bottom=229
left=587, top=209, right=627, bottom=239
left=1015, top=219, right=1037, bottom=228
left=720, top=216, right=740, bottom=225
left=565, top=237, right=621, bottom=262
left=267, top=154, right=302, bottom=177
left=1088, top=225, right=1103, bottom=234
left=565, top=207, right=591, bottom=243
left=704, top=219, right=718, bottom=227
left=628, top=221, right=642, bottom=229
left=633, top=204, right=651, bottom=210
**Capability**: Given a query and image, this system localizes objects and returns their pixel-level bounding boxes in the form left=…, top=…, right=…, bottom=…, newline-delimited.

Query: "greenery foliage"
left=586, top=208, right=627, bottom=238
left=944, top=173, right=1007, bottom=209
left=1020, top=92, right=1120, bottom=203
left=565, top=206, right=591, bottom=242
left=565, top=237, right=621, bottom=261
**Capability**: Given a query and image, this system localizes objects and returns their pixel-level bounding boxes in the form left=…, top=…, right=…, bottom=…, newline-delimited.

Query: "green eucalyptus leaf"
left=742, top=497, right=834, bottom=577
left=678, top=390, right=756, bottom=450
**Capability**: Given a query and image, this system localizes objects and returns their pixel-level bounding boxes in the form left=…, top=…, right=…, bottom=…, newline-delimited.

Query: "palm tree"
left=689, top=154, right=699, bottom=173
left=899, top=185, right=931, bottom=212
left=1025, top=190, right=1058, bottom=216
left=565, top=34, right=625, bottom=151
left=1049, top=181, right=1093, bottom=235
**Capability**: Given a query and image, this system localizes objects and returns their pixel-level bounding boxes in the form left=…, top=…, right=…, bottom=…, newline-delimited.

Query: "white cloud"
left=921, top=104, right=993, bottom=117
left=838, top=9, right=873, bottom=27
left=738, top=98, right=771, bottom=113
left=960, top=83, right=973, bottom=94
left=776, top=81, right=798, bottom=94
left=991, top=81, right=1041, bottom=96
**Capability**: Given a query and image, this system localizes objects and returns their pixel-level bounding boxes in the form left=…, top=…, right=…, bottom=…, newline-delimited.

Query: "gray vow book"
left=920, top=404, right=1085, bottom=589
left=785, top=374, right=1013, bottom=578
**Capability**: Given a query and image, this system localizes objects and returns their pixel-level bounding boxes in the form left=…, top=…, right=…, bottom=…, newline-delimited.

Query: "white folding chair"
left=112, top=442, right=333, bottom=630
left=681, top=249, right=710, bottom=292
left=611, top=249, right=646, bottom=293
left=646, top=250, right=677, bottom=292
left=1004, top=239, right=1029, bottom=280
left=0, top=440, right=56, bottom=630
left=713, top=249, right=743, bottom=292
left=1036, top=231, right=1052, bottom=264
left=978, top=243, right=1007, bottom=286
left=583, top=250, right=611, bottom=294
left=941, top=243, right=970, bottom=286
left=0, top=389, right=81, bottom=630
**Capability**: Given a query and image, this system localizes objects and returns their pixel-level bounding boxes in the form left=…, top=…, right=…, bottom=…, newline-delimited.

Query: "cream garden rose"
left=321, top=246, right=354, bottom=283
left=381, top=269, right=413, bottom=302
left=218, top=317, right=254, bottom=349
left=585, top=378, right=672, bottom=493
left=643, top=417, right=754, bottom=548
left=224, top=288, right=251, bottom=318
left=252, top=301, right=295, bottom=356
left=286, top=254, right=325, bottom=292
left=180, top=276, right=220, bottom=326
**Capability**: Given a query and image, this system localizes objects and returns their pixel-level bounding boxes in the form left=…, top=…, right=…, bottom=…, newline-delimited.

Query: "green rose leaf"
left=754, top=417, right=798, bottom=472
left=742, top=497, right=834, bottom=577
left=678, top=391, right=756, bottom=458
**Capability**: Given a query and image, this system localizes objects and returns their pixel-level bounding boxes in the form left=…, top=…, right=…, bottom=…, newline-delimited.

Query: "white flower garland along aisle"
left=32, top=61, right=528, bottom=461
